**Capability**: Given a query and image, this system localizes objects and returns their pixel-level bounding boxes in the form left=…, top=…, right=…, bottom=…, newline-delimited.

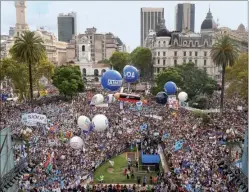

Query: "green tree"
left=226, top=53, right=248, bottom=101
left=52, top=65, right=84, bottom=97
left=109, top=52, right=130, bottom=73
left=153, top=63, right=216, bottom=102
left=131, top=47, right=152, bottom=77
left=211, top=35, right=239, bottom=113
left=10, top=31, right=46, bottom=109
left=0, top=58, right=30, bottom=100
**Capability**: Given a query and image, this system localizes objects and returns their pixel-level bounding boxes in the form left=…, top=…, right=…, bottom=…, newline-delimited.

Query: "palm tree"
left=10, top=31, right=46, bottom=110
left=210, top=35, right=239, bottom=113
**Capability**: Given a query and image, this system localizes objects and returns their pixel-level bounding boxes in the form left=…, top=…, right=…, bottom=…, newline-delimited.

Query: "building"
left=175, top=3, right=195, bottom=32
left=68, top=27, right=121, bottom=63
left=34, top=28, right=68, bottom=65
left=115, top=37, right=127, bottom=52
left=144, top=9, right=220, bottom=80
left=14, top=1, right=29, bottom=37
left=75, top=35, right=110, bottom=83
left=140, top=7, right=164, bottom=46
left=9, top=27, right=15, bottom=37
left=57, top=12, right=77, bottom=43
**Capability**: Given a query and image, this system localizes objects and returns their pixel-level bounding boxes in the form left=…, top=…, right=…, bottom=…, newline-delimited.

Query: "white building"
left=75, top=36, right=110, bottom=83
left=144, top=8, right=248, bottom=80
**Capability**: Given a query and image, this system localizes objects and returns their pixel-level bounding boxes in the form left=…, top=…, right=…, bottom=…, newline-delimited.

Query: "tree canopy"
left=109, top=52, right=130, bottom=73
left=211, top=35, right=239, bottom=112
left=226, top=53, right=248, bottom=101
left=152, top=63, right=217, bottom=102
left=130, top=47, right=152, bottom=77
left=52, top=65, right=84, bottom=97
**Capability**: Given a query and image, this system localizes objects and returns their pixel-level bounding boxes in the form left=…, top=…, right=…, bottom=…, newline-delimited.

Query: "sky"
left=1, top=1, right=248, bottom=51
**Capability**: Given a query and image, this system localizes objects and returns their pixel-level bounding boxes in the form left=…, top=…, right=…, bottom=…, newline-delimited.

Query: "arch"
left=94, top=69, right=99, bottom=76
left=163, top=41, right=166, bottom=46
left=82, top=68, right=86, bottom=76
left=82, top=45, right=85, bottom=52
left=94, top=77, right=99, bottom=82
left=101, top=69, right=106, bottom=75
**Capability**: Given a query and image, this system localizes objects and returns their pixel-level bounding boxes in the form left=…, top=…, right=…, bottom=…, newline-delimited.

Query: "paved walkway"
left=158, top=145, right=170, bottom=173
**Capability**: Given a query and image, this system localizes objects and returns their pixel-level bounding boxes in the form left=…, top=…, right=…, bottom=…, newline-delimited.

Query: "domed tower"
left=15, top=0, right=29, bottom=37
left=237, top=23, right=246, bottom=33
left=200, top=8, right=217, bottom=33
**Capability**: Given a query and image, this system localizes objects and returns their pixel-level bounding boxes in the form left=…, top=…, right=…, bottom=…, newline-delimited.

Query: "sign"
left=107, top=79, right=122, bottom=86
left=22, top=113, right=47, bottom=126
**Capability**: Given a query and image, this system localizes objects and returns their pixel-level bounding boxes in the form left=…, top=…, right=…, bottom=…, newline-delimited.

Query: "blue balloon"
left=164, top=81, right=177, bottom=95
left=156, top=92, right=168, bottom=104
left=101, top=70, right=123, bottom=91
left=123, top=65, right=139, bottom=83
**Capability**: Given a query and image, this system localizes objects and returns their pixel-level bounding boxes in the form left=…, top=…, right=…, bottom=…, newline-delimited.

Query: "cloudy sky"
left=1, top=1, right=248, bottom=51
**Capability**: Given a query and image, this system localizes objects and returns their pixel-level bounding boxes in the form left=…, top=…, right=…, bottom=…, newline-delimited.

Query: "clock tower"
left=15, top=0, right=29, bottom=37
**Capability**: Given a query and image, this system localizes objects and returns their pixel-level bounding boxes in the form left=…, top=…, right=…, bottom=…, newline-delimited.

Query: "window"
left=174, top=60, right=177, bottom=66
left=195, top=42, right=198, bottom=47
left=157, top=59, right=160, bottom=64
left=163, top=59, right=165, bottom=65
left=204, top=51, right=207, bottom=57
left=204, top=60, right=207, bottom=66
left=82, top=45, right=85, bottom=52
left=195, top=52, right=198, bottom=56
left=189, top=59, right=192, bottom=63
left=183, top=41, right=187, bottom=46
left=163, top=41, right=166, bottom=46
left=163, top=52, right=166, bottom=56
left=183, top=51, right=186, bottom=56
left=158, top=41, right=160, bottom=47
left=204, top=42, right=208, bottom=47
left=195, top=60, right=197, bottom=66
left=90, top=36, right=92, bottom=39
left=174, top=42, right=177, bottom=46
left=158, top=52, right=160, bottom=56
left=94, top=69, right=99, bottom=76
left=174, top=51, right=177, bottom=56
left=90, top=41, right=92, bottom=44
left=157, top=68, right=160, bottom=73
left=189, top=52, right=192, bottom=56
left=190, top=42, right=192, bottom=47
left=183, top=59, right=186, bottom=63
left=17, top=32, right=19, bottom=37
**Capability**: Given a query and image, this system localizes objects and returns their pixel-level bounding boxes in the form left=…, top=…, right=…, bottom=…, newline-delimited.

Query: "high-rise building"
left=175, top=3, right=195, bottom=32
left=9, top=27, right=15, bottom=37
left=140, top=7, right=164, bottom=46
left=57, top=12, right=77, bottom=43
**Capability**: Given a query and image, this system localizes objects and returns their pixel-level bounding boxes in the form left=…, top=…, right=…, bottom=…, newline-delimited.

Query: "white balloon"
left=178, top=92, right=188, bottom=102
left=91, top=94, right=104, bottom=105
left=70, top=136, right=84, bottom=150
left=92, top=114, right=109, bottom=132
left=77, top=116, right=91, bottom=131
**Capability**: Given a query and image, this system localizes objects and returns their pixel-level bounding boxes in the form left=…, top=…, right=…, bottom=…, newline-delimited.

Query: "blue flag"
left=174, top=140, right=184, bottom=151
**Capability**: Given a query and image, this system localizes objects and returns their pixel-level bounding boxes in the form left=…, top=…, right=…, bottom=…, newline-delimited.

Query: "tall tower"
left=15, top=0, right=29, bottom=37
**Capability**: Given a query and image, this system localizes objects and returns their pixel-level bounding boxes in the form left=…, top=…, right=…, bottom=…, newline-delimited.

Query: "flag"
left=46, top=163, right=52, bottom=174
left=174, top=140, right=184, bottom=151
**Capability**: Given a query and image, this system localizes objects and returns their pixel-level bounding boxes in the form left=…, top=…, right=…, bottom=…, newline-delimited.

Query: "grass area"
left=93, top=153, right=157, bottom=184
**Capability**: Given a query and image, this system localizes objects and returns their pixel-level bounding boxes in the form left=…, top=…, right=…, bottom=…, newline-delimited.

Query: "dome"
left=34, top=30, right=43, bottom=38
left=237, top=23, right=246, bottom=32
left=156, top=18, right=171, bottom=37
left=201, top=8, right=217, bottom=30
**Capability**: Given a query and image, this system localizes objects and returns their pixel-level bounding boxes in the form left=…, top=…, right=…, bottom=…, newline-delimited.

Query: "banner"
left=21, top=113, right=47, bottom=126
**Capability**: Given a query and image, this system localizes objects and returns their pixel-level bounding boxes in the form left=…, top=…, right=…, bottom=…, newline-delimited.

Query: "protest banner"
left=21, top=113, right=48, bottom=126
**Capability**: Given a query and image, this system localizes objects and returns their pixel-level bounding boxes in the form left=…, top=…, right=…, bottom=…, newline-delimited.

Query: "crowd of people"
left=0, top=87, right=247, bottom=191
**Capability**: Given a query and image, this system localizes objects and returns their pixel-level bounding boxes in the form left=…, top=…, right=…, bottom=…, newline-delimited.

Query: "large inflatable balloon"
left=101, top=70, right=123, bottom=91
left=91, top=94, right=104, bottom=105
left=70, top=136, right=84, bottom=150
left=178, top=92, right=188, bottom=102
left=123, top=65, right=139, bottom=83
left=92, top=114, right=109, bottom=132
left=77, top=116, right=91, bottom=131
left=156, top=92, right=168, bottom=104
left=164, top=81, right=177, bottom=95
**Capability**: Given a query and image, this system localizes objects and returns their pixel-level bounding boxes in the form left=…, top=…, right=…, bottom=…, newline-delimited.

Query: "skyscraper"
left=140, top=7, right=164, bottom=46
left=175, top=3, right=195, bottom=32
left=57, top=12, right=77, bottom=43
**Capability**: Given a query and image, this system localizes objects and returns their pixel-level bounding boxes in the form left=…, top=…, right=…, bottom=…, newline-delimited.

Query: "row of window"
left=156, top=59, right=207, bottom=66
left=157, top=41, right=208, bottom=47
left=156, top=51, right=208, bottom=57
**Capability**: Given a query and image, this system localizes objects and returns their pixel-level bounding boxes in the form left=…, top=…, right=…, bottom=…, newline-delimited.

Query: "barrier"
left=141, top=151, right=160, bottom=164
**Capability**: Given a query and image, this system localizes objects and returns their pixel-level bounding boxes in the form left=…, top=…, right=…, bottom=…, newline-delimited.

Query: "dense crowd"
left=0, top=88, right=247, bottom=192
